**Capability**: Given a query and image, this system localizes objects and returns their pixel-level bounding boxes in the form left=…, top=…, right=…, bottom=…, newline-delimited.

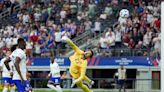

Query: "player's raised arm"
left=61, top=36, right=82, bottom=53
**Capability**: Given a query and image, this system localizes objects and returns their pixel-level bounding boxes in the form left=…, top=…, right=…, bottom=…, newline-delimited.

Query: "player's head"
left=17, top=38, right=26, bottom=50
left=50, top=56, right=55, bottom=64
left=5, top=44, right=17, bottom=56
left=120, top=65, right=124, bottom=69
left=11, top=44, right=18, bottom=52
left=84, top=50, right=94, bottom=59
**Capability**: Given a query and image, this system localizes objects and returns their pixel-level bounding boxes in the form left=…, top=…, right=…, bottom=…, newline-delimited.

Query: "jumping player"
left=62, top=36, right=94, bottom=92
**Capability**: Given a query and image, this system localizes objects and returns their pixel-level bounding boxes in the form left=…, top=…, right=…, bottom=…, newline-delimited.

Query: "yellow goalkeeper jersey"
left=66, top=38, right=87, bottom=79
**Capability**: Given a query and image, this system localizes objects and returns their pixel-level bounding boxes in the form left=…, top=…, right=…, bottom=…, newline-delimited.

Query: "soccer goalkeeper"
left=62, top=36, right=94, bottom=92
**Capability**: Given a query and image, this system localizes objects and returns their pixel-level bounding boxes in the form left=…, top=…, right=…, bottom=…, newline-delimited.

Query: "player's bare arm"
left=4, top=57, right=11, bottom=71
left=62, top=36, right=82, bottom=52
left=15, top=57, right=24, bottom=84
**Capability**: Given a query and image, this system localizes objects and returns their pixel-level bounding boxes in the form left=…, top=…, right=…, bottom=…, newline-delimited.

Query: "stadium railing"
left=31, top=48, right=159, bottom=57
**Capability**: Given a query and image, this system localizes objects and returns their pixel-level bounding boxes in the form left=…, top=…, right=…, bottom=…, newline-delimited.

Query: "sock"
left=56, top=85, right=63, bottom=92
left=47, top=84, right=58, bottom=91
left=10, top=86, right=15, bottom=92
left=2, top=87, right=8, bottom=92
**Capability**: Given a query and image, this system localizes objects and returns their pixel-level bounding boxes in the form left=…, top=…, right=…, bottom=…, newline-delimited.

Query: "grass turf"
left=34, top=89, right=112, bottom=92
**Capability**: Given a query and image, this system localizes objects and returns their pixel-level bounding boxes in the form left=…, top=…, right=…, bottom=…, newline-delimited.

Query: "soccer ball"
left=119, top=9, right=129, bottom=18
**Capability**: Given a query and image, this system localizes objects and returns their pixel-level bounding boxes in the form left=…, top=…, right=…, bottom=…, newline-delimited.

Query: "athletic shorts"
left=118, top=80, right=125, bottom=85
left=12, top=80, right=29, bottom=92
left=2, top=77, right=14, bottom=85
left=49, top=77, right=60, bottom=85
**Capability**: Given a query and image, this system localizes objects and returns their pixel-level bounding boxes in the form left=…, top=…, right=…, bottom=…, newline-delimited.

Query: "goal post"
left=161, top=2, right=164, bottom=92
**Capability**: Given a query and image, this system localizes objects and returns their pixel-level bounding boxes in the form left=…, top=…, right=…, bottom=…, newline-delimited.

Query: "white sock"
left=47, top=84, right=58, bottom=91
left=47, top=84, right=63, bottom=92
left=10, top=86, right=15, bottom=92
left=2, top=87, right=8, bottom=92
left=56, top=85, right=63, bottom=92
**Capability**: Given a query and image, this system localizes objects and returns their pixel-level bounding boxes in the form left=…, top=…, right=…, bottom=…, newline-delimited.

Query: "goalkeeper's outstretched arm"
left=62, top=36, right=82, bottom=52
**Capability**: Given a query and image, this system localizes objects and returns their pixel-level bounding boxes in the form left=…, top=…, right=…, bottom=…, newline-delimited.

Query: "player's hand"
left=21, top=79, right=24, bottom=84
left=10, top=72, right=13, bottom=77
left=21, top=77, right=24, bottom=84
left=61, top=36, right=69, bottom=42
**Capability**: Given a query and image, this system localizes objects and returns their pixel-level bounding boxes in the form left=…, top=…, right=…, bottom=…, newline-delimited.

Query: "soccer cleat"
left=90, top=80, right=94, bottom=85
left=71, top=82, right=76, bottom=88
left=88, top=80, right=94, bottom=88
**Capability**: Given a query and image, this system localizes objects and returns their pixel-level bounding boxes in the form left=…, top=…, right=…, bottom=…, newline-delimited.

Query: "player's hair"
left=11, top=44, right=17, bottom=52
left=90, top=50, right=94, bottom=58
left=17, top=38, right=25, bottom=44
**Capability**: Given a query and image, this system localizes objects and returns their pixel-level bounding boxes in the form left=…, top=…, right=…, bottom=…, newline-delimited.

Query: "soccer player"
left=0, top=45, right=17, bottom=92
left=4, top=38, right=27, bottom=92
left=62, top=36, right=94, bottom=92
left=47, top=58, right=62, bottom=92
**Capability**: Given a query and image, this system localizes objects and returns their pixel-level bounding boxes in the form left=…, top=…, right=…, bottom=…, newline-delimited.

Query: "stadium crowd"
left=0, top=0, right=20, bottom=13
left=0, top=0, right=118, bottom=57
left=97, top=0, right=161, bottom=57
left=0, top=0, right=161, bottom=58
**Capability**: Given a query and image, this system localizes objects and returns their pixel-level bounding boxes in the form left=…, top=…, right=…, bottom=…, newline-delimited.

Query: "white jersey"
left=10, top=48, right=27, bottom=80
left=118, top=68, right=126, bottom=80
left=0, top=58, right=14, bottom=78
left=50, top=61, right=60, bottom=78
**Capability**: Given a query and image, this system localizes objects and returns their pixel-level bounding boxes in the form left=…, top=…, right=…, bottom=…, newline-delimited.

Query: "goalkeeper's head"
left=83, top=50, right=94, bottom=59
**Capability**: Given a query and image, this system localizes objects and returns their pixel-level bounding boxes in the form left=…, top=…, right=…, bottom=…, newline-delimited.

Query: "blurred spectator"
left=98, top=33, right=108, bottom=50
left=114, top=25, right=122, bottom=48
left=22, top=12, right=30, bottom=25
left=94, top=18, right=101, bottom=36
left=88, top=2, right=96, bottom=19
left=34, top=42, right=41, bottom=57
left=128, top=39, right=135, bottom=49
left=54, top=29, right=62, bottom=49
left=152, top=33, right=161, bottom=54
left=34, top=10, right=41, bottom=22
left=105, top=27, right=115, bottom=48
left=60, top=8, right=67, bottom=19
left=104, top=4, right=113, bottom=17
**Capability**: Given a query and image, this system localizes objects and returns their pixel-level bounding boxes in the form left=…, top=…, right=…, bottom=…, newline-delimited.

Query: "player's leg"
left=70, top=71, right=80, bottom=88
left=47, top=77, right=63, bottom=92
left=83, top=75, right=94, bottom=85
left=2, top=78, right=10, bottom=92
left=10, top=85, right=15, bottom=92
left=10, top=79, right=15, bottom=92
left=76, top=81, right=91, bottom=92
left=56, top=85, right=63, bottom=92
left=47, top=83, right=62, bottom=92
left=12, top=80, right=25, bottom=92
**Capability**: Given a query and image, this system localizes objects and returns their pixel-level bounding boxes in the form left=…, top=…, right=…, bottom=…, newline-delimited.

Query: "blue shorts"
left=118, top=80, right=125, bottom=85
left=49, top=77, right=60, bottom=84
left=2, top=77, right=13, bottom=84
left=12, top=80, right=29, bottom=92
left=25, top=80, right=32, bottom=91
